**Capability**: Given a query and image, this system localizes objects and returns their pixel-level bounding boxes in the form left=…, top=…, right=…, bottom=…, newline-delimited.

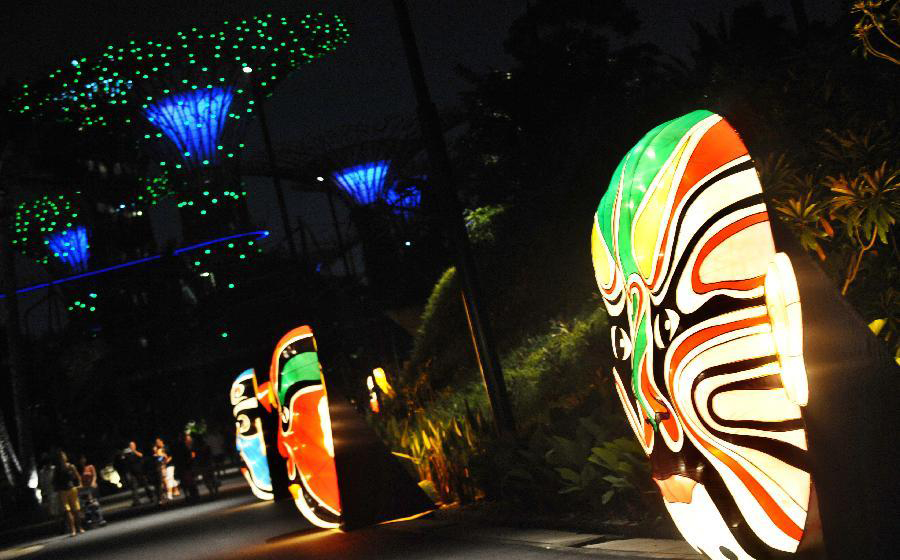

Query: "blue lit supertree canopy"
left=46, top=226, right=90, bottom=272
left=12, top=193, right=85, bottom=268
left=291, top=122, right=423, bottom=211
left=332, top=161, right=421, bottom=216
left=144, top=87, right=235, bottom=167
left=14, top=12, right=350, bottom=172
left=332, top=160, right=391, bottom=205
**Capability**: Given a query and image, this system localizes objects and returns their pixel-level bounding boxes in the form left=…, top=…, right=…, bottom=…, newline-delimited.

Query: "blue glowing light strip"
left=1, top=230, right=269, bottom=298
left=332, top=160, right=390, bottom=205
left=45, top=226, right=90, bottom=272
left=144, top=88, right=234, bottom=165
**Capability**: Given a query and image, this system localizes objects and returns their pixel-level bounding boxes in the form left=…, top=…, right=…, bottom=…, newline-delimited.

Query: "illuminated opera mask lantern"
left=270, top=326, right=341, bottom=528
left=230, top=369, right=274, bottom=500
left=591, top=110, right=812, bottom=559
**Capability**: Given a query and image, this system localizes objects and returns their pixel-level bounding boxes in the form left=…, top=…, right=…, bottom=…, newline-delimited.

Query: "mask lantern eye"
left=611, top=326, right=633, bottom=361
left=653, top=308, right=680, bottom=348
left=236, top=414, right=250, bottom=434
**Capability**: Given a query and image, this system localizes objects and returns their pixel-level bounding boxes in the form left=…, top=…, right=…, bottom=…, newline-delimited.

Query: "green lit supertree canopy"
left=14, top=11, right=350, bottom=172
left=119, top=173, right=174, bottom=210
left=12, top=194, right=86, bottom=268
left=139, top=173, right=174, bottom=206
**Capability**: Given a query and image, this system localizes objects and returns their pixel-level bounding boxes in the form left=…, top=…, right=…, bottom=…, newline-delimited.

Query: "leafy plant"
left=541, top=413, right=660, bottom=518
left=377, top=398, right=490, bottom=505
left=825, top=162, right=900, bottom=293
left=773, top=188, right=831, bottom=261
left=852, top=0, right=900, bottom=65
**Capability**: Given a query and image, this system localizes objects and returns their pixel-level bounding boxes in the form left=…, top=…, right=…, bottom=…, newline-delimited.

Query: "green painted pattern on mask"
left=278, top=351, right=321, bottom=405
left=595, top=110, right=715, bottom=431
left=632, top=312, right=651, bottom=425
left=595, top=110, right=713, bottom=281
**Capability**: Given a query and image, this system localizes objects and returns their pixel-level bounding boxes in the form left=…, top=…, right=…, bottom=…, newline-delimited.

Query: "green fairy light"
left=13, top=193, right=81, bottom=266
left=12, top=11, right=351, bottom=173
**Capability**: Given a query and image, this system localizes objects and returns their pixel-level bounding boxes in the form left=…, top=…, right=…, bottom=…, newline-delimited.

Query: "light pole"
left=390, top=0, right=516, bottom=437
left=244, top=66, right=301, bottom=264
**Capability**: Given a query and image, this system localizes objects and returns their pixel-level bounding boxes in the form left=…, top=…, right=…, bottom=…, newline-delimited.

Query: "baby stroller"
left=78, top=488, right=106, bottom=528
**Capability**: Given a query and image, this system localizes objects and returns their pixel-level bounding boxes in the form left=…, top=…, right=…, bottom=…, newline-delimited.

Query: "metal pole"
left=390, top=0, right=516, bottom=437
left=325, top=187, right=354, bottom=276
left=248, top=70, right=300, bottom=264
left=297, top=217, right=310, bottom=264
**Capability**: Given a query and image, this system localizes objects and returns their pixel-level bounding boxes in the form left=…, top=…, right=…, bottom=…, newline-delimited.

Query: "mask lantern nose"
left=765, top=253, right=808, bottom=407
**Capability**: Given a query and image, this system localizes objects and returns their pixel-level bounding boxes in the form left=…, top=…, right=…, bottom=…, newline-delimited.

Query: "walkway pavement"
left=0, top=468, right=242, bottom=546
left=0, top=474, right=700, bottom=559
left=384, top=517, right=699, bottom=559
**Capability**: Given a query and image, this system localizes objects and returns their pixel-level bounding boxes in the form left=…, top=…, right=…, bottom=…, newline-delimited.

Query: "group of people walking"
left=37, top=431, right=225, bottom=537
left=116, top=433, right=221, bottom=506
left=38, top=450, right=106, bottom=537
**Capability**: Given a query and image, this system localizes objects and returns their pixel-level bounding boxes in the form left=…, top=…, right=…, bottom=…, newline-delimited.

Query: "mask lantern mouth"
left=765, top=253, right=808, bottom=407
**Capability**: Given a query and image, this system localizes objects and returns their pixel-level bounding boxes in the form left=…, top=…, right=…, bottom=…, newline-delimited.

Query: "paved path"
left=0, top=479, right=698, bottom=560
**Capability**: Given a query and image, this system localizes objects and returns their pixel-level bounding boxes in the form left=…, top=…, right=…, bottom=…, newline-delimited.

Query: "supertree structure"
left=329, top=161, right=420, bottom=218
left=14, top=12, right=349, bottom=173
left=13, top=11, right=350, bottom=296
left=12, top=193, right=101, bottom=320
left=278, top=122, right=433, bottom=299
left=15, top=11, right=348, bottom=225
left=133, top=173, right=175, bottom=210
left=294, top=122, right=424, bottom=217
left=45, top=226, right=90, bottom=273
left=12, top=193, right=86, bottom=269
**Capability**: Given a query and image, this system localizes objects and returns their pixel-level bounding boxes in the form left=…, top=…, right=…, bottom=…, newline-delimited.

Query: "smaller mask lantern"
left=591, top=110, right=812, bottom=559
left=270, top=326, right=341, bottom=528
left=230, top=368, right=274, bottom=500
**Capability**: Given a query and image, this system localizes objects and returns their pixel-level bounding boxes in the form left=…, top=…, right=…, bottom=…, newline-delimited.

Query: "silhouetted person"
left=122, top=441, right=154, bottom=505
left=154, top=437, right=177, bottom=500
left=194, top=435, right=219, bottom=496
left=205, top=428, right=226, bottom=477
left=172, top=433, right=199, bottom=501
left=77, top=455, right=106, bottom=527
left=53, top=451, right=84, bottom=537
left=141, top=446, right=163, bottom=504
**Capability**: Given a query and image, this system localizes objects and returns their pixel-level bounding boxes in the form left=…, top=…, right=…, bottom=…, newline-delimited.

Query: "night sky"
left=4, top=0, right=842, bottom=146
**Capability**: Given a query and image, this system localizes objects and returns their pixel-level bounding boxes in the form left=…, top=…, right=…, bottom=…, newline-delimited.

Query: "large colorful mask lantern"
left=270, top=326, right=341, bottom=528
left=591, top=110, right=812, bottom=559
left=230, top=368, right=274, bottom=500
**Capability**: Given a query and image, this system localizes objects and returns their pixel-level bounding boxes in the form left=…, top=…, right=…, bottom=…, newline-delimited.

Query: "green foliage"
left=374, top=287, right=660, bottom=523
left=826, top=162, right=899, bottom=248
left=374, top=391, right=491, bottom=504
left=549, top=425, right=657, bottom=516
left=464, top=205, right=508, bottom=245
left=771, top=187, right=830, bottom=261
left=765, top=124, right=900, bottom=352
left=184, top=419, right=207, bottom=435
left=404, top=266, right=474, bottom=393
left=502, top=306, right=612, bottom=420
